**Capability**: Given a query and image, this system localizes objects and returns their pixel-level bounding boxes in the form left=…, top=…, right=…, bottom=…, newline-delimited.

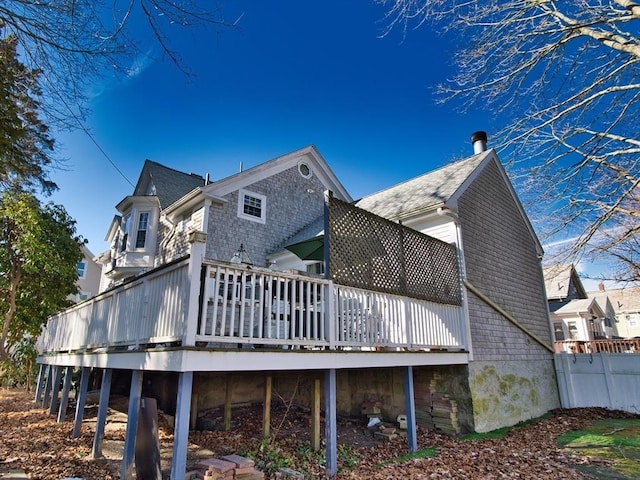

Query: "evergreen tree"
left=0, top=35, right=56, bottom=194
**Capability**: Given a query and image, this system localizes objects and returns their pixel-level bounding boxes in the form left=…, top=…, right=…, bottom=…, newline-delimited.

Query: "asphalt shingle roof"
left=134, top=160, right=205, bottom=210
left=554, top=298, right=597, bottom=315
left=355, top=150, right=490, bottom=219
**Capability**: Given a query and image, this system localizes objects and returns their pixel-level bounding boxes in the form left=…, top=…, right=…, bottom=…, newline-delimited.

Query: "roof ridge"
left=144, top=159, right=204, bottom=180
left=357, top=151, right=487, bottom=202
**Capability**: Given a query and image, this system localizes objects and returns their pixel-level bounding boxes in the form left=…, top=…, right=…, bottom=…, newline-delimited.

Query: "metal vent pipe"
left=471, top=131, right=488, bottom=154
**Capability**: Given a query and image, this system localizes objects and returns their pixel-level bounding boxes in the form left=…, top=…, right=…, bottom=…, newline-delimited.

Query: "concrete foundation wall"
left=469, top=359, right=560, bottom=433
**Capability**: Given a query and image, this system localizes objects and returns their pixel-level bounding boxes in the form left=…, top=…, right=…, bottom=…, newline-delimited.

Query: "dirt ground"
left=1, top=388, right=638, bottom=479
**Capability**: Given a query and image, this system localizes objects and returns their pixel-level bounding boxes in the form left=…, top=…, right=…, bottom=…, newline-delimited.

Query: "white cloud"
left=126, top=50, right=154, bottom=78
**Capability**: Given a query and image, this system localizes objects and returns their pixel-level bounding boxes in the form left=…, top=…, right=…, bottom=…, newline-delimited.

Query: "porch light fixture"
left=230, top=243, right=253, bottom=266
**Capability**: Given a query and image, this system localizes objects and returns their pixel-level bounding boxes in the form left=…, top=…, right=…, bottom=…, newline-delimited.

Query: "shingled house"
left=36, top=133, right=559, bottom=478
left=544, top=265, right=616, bottom=347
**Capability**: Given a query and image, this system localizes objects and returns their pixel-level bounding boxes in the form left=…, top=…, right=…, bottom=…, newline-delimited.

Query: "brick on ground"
left=374, top=431, right=398, bottom=441
left=235, top=470, right=265, bottom=480
left=185, top=470, right=205, bottom=480
left=204, top=470, right=234, bottom=480
left=220, top=454, right=255, bottom=469
left=275, top=467, right=305, bottom=479
left=234, top=466, right=257, bottom=475
left=195, top=458, right=236, bottom=475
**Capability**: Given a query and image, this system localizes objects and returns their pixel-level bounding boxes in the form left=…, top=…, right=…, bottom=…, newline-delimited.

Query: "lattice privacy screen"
left=328, top=196, right=462, bottom=306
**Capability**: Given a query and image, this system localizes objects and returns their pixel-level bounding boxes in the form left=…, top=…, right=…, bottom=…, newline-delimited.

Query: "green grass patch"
left=376, top=446, right=437, bottom=468
left=460, top=412, right=553, bottom=441
left=557, top=418, right=640, bottom=480
left=461, top=426, right=510, bottom=440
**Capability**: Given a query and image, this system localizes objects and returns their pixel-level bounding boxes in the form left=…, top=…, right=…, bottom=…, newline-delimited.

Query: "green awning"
left=285, top=235, right=324, bottom=261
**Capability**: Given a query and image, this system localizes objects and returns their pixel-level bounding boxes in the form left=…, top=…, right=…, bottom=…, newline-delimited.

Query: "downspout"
left=437, top=206, right=474, bottom=360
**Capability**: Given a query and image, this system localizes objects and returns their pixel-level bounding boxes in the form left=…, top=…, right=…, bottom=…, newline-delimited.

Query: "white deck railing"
left=555, top=339, right=640, bottom=354
left=39, top=259, right=190, bottom=353
left=196, top=262, right=330, bottom=348
left=333, top=285, right=466, bottom=350
left=38, top=257, right=467, bottom=354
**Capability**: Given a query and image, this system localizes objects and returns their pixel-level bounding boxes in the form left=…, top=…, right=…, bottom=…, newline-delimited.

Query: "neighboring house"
left=37, top=134, right=559, bottom=478
left=72, top=245, right=102, bottom=302
left=590, top=286, right=640, bottom=339
left=544, top=265, right=616, bottom=344
left=550, top=298, right=608, bottom=341
left=544, top=264, right=588, bottom=312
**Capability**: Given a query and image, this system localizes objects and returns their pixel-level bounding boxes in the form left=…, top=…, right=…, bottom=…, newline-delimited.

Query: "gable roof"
left=553, top=298, right=604, bottom=317
left=355, top=149, right=542, bottom=255
left=203, top=145, right=352, bottom=202
left=134, top=160, right=205, bottom=210
left=355, top=150, right=491, bottom=220
left=543, top=264, right=588, bottom=301
left=589, top=286, right=640, bottom=314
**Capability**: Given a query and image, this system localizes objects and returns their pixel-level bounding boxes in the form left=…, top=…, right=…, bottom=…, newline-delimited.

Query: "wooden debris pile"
left=422, top=393, right=460, bottom=435
left=360, top=400, right=407, bottom=442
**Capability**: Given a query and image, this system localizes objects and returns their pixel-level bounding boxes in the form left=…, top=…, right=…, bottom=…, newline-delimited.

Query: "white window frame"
left=568, top=321, right=578, bottom=340
left=238, top=189, right=266, bottom=224
left=298, top=160, right=313, bottom=178
left=77, top=261, right=87, bottom=279
left=121, top=214, right=131, bottom=252
left=553, top=322, right=565, bottom=341
left=135, top=211, right=151, bottom=249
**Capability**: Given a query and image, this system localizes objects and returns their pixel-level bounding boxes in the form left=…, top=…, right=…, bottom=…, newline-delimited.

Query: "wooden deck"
left=38, top=254, right=469, bottom=370
left=35, top=242, right=470, bottom=479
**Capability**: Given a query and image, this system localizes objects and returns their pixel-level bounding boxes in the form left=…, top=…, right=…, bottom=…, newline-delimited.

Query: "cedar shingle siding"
left=206, top=166, right=327, bottom=267
left=459, top=160, right=552, bottom=360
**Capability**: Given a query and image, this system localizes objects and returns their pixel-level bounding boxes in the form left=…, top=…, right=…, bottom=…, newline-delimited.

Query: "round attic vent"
left=298, top=161, right=312, bottom=178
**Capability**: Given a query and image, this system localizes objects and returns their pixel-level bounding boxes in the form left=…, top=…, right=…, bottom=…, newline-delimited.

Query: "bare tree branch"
left=379, top=0, right=640, bottom=283
left=1, top=1, right=237, bottom=128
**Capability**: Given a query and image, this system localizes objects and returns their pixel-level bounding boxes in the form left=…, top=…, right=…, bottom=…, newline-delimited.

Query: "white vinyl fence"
left=554, top=352, right=640, bottom=414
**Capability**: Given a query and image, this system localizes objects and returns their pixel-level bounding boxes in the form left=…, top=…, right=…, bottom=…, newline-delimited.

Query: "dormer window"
left=238, top=189, right=266, bottom=223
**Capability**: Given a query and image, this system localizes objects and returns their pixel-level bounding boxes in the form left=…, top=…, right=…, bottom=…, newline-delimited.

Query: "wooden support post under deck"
left=57, top=366, right=74, bottom=423
left=224, top=374, right=232, bottom=431
left=404, top=366, right=418, bottom=453
left=42, top=365, right=52, bottom=408
left=324, top=369, right=337, bottom=478
left=170, top=371, right=194, bottom=480
left=92, top=369, right=112, bottom=458
left=34, top=364, right=45, bottom=404
left=73, top=367, right=91, bottom=438
left=121, top=370, right=143, bottom=480
left=41, top=365, right=53, bottom=408
left=48, top=366, right=63, bottom=415
left=263, top=375, right=272, bottom=438
left=190, top=373, right=199, bottom=430
left=311, top=377, right=321, bottom=451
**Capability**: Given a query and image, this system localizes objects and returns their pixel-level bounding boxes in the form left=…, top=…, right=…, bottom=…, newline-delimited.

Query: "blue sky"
left=46, top=1, right=611, bottom=289
left=49, top=1, right=486, bottom=253
left=52, top=0, right=640, bottom=289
